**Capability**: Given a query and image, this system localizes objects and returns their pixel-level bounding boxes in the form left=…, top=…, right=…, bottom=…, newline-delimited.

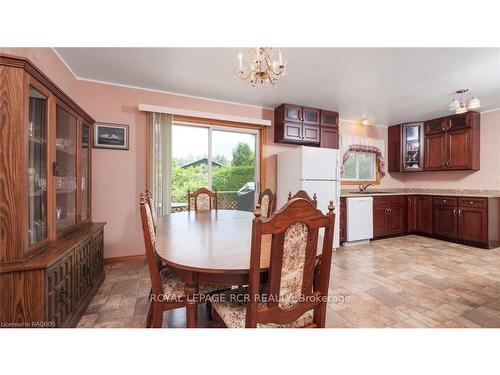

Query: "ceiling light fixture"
left=361, top=118, right=374, bottom=126
left=235, top=47, right=286, bottom=87
left=448, top=89, right=480, bottom=114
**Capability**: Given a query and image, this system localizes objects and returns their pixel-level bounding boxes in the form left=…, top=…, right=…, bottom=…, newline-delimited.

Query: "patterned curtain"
left=340, top=135, right=386, bottom=178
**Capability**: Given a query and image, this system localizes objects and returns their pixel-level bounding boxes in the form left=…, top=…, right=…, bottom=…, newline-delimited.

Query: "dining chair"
left=258, top=188, right=277, bottom=218
left=139, top=193, right=226, bottom=327
left=288, top=190, right=318, bottom=208
left=187, top=187, right=218, bottom=211
left=211, top=197, right=335, bottom=328
left=145, top=190, right=157, bottom=231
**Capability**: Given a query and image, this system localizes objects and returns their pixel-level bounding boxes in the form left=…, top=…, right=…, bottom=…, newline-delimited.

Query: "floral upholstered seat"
left=159, top=268, right=228, bottom=300
left=212, top=288, right=313, bottom=328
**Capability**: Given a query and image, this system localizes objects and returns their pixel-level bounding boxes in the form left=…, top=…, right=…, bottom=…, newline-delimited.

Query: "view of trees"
left=171, top=142, right=255, bottom=204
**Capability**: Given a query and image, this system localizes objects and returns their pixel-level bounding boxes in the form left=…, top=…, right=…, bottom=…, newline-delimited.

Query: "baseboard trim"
left=104, top=254, right=146, bottom=264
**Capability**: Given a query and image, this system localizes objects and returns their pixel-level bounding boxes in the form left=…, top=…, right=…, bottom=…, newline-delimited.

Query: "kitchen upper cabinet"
left=274, top=104, right=339, bottom=148
left=387, top=125, right=402, bottom=173
left=320, top=110, right=339, bottom=127
left=302, top=124, right=321, bottom=143
left=283, top=104, right=302, bottom=122
left=283, top=122, right=303, bottom=142
left=433, top=197, right=458, bottom=238
left=447, top=128, right=470, bottom=169
left=388, top=122, right=424, bottom=172
left=389, top=112, right=480, bottom=173
left=320, top=127, right=339, bottom=149
left=424, top=133, right=446, bottom=170
left=423, top=111, right=480, bottom=171
left=302, top=107, right=320, bottom=125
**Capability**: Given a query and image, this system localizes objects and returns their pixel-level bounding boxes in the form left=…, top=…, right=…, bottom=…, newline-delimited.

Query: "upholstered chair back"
left=246, top=197, right=335, bottom=328
left=187, top=187, right=218, bottom=211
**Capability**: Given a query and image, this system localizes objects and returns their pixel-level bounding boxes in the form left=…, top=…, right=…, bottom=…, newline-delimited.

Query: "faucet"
left=358, top=183, right=373, bottom=192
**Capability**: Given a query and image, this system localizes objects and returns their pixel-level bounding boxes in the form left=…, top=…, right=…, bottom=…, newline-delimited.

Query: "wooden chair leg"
left=146, top=302, right=153, bottom=328
left=151, top=303, right=164, bottom=328
left=206, top=301, right=213, bottom=320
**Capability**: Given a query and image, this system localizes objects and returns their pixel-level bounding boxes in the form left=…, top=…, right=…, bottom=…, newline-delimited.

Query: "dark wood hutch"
left=0, top=54, right=105, bottom=327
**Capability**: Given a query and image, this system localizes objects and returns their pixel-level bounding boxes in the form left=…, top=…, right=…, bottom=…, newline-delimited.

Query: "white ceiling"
left=55, top=48, right=500, bottom=125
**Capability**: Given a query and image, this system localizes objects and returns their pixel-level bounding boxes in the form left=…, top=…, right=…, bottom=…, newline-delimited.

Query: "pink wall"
left=2, top=47, right=498, bottom=258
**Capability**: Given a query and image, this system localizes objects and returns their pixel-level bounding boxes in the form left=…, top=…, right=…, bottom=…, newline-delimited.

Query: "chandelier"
left=448, top=88, right=481, bottom=114
left=236, top=47, right=286, bottom=87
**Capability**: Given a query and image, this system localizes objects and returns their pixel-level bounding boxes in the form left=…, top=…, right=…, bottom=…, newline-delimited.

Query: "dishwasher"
left=346, top=197, right=373, bottom=243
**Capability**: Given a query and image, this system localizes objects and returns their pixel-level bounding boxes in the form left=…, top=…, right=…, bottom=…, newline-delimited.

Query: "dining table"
left=154, top=209, right=324, bottom=327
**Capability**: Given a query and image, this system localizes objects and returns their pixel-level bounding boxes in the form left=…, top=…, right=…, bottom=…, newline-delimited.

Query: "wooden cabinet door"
left=302, top=125, right=320, bottom=143
left=46, top=252, right=74, bottom=327
left=387, top=197, right=406, bottom=235
left=424, top=133, right=446, bottom=170
left=433, top=198, right=458, bottom=238
left=407, top=196, right=417, bottom=232
left=339, top=198, right=346, bottom=242
left=373, top=198, right=388, bottom=237
left=320, top=110, right=338, bottom=127
left=388, top=125, right=402, bottom=172
left=283, top=122, right=302, bottom=142
left=458, top=206, right=488, bottom=244
left=302, top=107, right=320, bottom=125
left=425, top=117, right=446, bottom=135
left=320, top=127, right=339, bottom=149
left=448, top=113, right=469, bottom=131
left=283, top=104, right=302, bottom=123
left=447, top=129, right=470, bottom=169
left=417, top=196, right=433, bottom=234
left=74, top=240, right=92, bottom=308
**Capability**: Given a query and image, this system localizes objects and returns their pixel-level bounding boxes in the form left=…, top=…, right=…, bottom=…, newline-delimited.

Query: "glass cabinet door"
left=81, top=125, right=90, bottom=221
left=55, top=105, right=78, bottom=233
left=28, top=87, right=48, bottom=246
left=403, top=122, right=424, bottom=171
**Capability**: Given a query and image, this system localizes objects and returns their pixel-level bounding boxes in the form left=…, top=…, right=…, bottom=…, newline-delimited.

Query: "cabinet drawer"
left=433, top=197, right=457, bottom=207
left=458, top=197, right=487, bottom=208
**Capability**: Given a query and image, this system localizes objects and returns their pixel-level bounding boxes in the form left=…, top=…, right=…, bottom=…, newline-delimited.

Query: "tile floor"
left=77, top=235, right=500, bottom=328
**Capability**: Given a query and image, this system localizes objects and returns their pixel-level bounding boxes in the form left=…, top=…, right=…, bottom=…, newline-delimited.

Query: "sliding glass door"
left=171, top=123, right=259, bottom=213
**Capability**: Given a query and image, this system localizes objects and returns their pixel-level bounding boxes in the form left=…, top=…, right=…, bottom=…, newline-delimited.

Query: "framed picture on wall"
left=93, top=123, right=129, bottom=150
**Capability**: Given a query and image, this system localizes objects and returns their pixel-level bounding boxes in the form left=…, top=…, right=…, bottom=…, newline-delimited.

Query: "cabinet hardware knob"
left=443, top=200, right=446, bottom=203
left=470, top=201, right=473, bottom=205
left=458, top=209, right=462, bottom=216
left=453, top=209, right=457, bottom=216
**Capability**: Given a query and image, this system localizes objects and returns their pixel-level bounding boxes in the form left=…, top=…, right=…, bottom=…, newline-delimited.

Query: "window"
left=171, top=123, right=259, bottom=212
left=341, top=151, right=377, bottom=182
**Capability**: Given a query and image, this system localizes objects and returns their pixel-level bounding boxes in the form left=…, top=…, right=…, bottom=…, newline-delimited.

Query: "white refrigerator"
left=277, top=146, right=341, bottom=248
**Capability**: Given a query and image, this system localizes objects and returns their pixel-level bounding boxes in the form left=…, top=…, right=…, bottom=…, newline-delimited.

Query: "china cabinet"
left=0, top=53, right=104, bottom=327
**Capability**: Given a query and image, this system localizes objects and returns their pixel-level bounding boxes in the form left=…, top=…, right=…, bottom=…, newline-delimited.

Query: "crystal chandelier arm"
left=263, top=55, right=284, bottom=75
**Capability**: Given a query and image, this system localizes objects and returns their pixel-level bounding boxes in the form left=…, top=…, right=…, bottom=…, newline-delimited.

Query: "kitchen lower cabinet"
left=372, top=196, right=406, bottom=238
left=431, top=196, right=497, bottom=248
left=339, top=197, right=346, bottom=243
left=416, top=196, right=433, bottom=234
left=433, top=197, right=458, bottom=238
left=407, top=196, right=418, bottom=232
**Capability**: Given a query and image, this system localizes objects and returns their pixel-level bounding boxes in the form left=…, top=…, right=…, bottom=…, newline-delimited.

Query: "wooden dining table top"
left=155, top=209, right=323, bottom=275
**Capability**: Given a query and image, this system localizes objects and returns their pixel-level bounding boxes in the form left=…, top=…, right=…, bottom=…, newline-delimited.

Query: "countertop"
left=340, top=188, right=500, bottom=198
